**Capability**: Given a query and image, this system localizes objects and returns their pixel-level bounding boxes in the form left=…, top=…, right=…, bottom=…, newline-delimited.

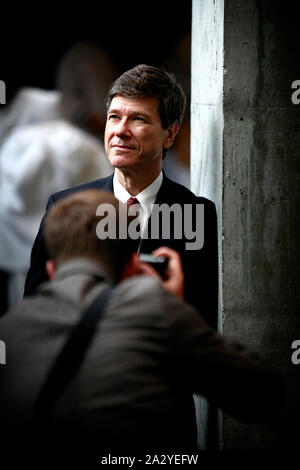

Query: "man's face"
left=105, top=95, right=174, bottom=170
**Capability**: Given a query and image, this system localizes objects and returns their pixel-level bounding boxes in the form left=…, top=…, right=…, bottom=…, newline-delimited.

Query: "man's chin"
left=109, top=156, right=137, bottom=170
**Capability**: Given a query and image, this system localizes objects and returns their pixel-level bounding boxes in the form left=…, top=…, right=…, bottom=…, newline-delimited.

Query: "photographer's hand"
left=151, top=247, right=184, bottom=299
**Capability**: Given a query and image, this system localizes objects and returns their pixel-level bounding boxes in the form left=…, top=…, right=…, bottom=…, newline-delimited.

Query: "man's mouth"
left=112, top=144, right=134, bottom=150
left=113, top=145, right=131, bottom=148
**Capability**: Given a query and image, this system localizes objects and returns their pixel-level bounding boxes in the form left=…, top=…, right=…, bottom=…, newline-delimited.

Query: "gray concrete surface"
left=191, top=0, right=300, bottom=449
left=191, top=0, right=224, bottom=450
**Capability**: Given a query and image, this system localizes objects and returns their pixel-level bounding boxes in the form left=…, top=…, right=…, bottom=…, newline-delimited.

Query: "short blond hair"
left=43, top=189, right=137, bottom=280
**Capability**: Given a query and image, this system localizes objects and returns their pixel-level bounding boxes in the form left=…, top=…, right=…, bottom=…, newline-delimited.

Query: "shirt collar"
left=54, top=257, right=112, bottom=283
left=113, top=171, right=163, bottom=217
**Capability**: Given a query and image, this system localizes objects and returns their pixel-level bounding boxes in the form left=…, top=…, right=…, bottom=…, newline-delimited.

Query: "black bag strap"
left=33, top=284, right=113, bottom=417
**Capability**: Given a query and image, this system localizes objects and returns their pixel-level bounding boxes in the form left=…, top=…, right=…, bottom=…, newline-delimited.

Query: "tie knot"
left=127, top=197, right=139, bottom=207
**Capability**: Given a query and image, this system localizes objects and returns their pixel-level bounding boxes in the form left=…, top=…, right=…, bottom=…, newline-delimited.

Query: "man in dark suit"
left=24, top=64, right=218, bottom=326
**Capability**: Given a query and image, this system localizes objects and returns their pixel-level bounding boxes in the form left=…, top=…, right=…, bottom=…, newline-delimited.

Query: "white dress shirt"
left=113, top=171, right=163, bottom=236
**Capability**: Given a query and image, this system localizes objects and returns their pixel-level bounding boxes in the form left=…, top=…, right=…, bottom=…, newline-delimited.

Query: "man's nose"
left=115, top=117, right=131, bottom=137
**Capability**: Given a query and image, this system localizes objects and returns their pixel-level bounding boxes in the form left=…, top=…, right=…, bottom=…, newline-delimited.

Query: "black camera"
left=139, top=253, right=168, bottom=279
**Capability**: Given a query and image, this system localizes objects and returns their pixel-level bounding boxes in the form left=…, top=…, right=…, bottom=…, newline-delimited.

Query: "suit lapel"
left=97, top=173, right=114, bottom=192
left=104, top=172, right=179, bottom=253
left=140, top=173, right=177, bottom=253
left=153, top=173, right=176, bottom=205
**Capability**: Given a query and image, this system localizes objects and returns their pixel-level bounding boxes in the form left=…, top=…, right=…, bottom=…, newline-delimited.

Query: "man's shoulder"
left=50, top=174, right=114, bottom=204
left=161, top=174, right=214, bottom=207
left=112, top=275, right=192, bottom=322
left=1, top=289, right=62, bottom=335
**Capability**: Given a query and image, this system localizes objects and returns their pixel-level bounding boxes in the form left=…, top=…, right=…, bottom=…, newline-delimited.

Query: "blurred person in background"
left=56, top=42, right=118, bottom=141
left=0, top=43, right=117, bottom=314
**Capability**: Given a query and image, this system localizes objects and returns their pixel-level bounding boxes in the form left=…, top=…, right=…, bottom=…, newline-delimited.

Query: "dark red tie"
left=127, top=197, right=139, bottom=207
left=127, top=197, right=141, bottom=246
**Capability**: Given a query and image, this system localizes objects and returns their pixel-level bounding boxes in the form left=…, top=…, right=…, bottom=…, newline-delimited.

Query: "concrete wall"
left=222, top=0, right=300, bottom=449
left=191, top=0, right=224, bottom=328
left=191, top=0, right=224, bottom=450
left=191, top=0, right=300, bottom=449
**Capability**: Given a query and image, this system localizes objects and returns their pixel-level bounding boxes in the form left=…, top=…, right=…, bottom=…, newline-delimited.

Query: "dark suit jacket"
left=24, top=173, right=218, bottom=326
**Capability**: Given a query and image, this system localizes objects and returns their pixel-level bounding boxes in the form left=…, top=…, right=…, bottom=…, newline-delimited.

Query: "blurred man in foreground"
left=0, top=189, right=285, bottom=464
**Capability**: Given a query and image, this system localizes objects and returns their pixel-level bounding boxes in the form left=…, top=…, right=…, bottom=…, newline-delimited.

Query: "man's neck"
left=115, top=166, right=162, bottom=196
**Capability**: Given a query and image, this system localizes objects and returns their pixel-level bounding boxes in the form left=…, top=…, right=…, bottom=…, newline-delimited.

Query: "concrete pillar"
left=191, top=0, right=224, bottom=450
left=191, top=0, right=300, bottom=449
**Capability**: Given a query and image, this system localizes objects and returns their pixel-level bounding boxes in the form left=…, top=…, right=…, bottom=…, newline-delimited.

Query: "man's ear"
left=46, top=259, right=56, bottom=280
left=163, top=122, right=179, bottom=150
left=121, top=253, right=141, bottom=280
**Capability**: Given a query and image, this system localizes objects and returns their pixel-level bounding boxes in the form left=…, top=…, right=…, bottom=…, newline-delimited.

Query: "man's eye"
left=109, top=114, right=119, bottom=120
left=134, top=116, right=145, bottom=121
